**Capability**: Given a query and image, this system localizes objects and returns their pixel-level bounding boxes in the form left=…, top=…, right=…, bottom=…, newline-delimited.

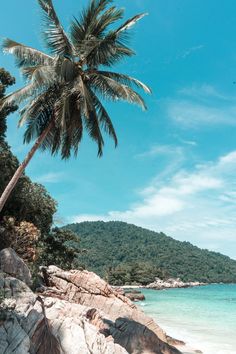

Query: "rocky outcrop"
left=38, top=265, right=181, bottom=353
left=124, top=290, right=145, bottom=302
left=0, top=247, right=32, bottom=286
left=0, top=272, right=127, bottom=354
left=146, top=278, right=205, bottom=290
left=0, top=248, right=183, bottom=354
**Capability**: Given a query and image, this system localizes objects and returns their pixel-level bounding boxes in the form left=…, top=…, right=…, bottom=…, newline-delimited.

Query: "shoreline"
left=116, top=277, right=208, bottom=291
left=117, top=285, right=204, bottom=353
left=138, top=284, right=236, bottom=354
left=119, top=282, right=236, bottom=290
left=118, top=284, right=207, bottom=291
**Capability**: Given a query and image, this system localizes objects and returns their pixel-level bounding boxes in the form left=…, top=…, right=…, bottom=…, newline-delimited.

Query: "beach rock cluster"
left=113, top=287, right=145, bottom=302
left=146, top=277, right=205, bottom=290
left=124, top=290, right=145, bottom=302
left=0, top=248, right=182, bottom=354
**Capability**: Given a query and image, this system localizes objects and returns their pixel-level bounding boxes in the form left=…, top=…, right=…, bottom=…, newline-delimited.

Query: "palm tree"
left=0, top=0, right=151, bottom=213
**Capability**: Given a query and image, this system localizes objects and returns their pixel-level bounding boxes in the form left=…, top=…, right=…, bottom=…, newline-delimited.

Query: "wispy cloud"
left=179, top=84, right=232, bottom=101
left=136, top=144, right=187, bottom=183
left=136, top=144, right=183, bottom=158
left=165, top=83, right=236, bottom=128
left=33, top=172, right=65, bottom=184
left=180, top=45, right=204, bottom=59
left=72, top=151, right=236, bottom=257
left=179, top=138, right=197, bottom=146
left=167, top=99, right=236, bottom=127
left=164, top=45, right=204, bottom=65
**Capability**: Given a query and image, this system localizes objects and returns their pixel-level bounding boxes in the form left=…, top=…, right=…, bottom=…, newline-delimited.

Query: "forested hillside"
left=66, top=221, right=236, bottom=284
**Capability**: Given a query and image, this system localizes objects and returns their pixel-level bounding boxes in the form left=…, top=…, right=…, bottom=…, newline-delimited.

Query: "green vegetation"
left=0, top=0, right=150, bottom=213
left=0, top=70, right=56, bottom=234
left=0, top=68, right=56, bottom=235
left=106, top=262, right=167, bottom=286
left=0, top=68, right=79, bottom=273
left=38, top=227, right=81, bottom=270
left=66, top=221, right=236, bottom=284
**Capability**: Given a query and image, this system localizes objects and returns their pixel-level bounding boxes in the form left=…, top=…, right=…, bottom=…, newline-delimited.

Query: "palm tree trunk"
left=0, top=122, right=53, bottom=214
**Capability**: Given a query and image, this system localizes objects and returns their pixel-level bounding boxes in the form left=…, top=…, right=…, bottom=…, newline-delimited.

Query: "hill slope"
left=66, top=221, right=236, bottom=284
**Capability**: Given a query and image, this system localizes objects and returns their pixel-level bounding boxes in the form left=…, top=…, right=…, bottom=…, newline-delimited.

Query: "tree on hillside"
left=0, top=0, right=150, bottom=213
left=38, top=227, right=81, bottom=270
left=0, top=68, right=17, bottom=141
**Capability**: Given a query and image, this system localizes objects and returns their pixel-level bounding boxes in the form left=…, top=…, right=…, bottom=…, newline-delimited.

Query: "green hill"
left=65, top=221, right=236, bottom=285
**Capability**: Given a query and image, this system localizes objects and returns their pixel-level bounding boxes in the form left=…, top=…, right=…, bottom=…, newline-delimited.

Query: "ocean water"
left=139, top=285, right=236, bottom=354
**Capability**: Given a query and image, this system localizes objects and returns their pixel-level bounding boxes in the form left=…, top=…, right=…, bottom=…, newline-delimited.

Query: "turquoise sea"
left=139, top=285, right=236, bottom=354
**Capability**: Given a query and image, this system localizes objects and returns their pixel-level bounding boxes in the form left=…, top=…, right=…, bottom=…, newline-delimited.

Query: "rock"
left=125, top=291, right=145, bottom=302
left=38, top=266, right=165, bottom=338
left=87, top=308, right=180, bottom=354
left=37, top=265, right=181, bottom=354
left=0, top=272, right=128, bottom=354
left=0, top=270, right=179, bottom=354
left=111, top=286, right=125, bottom=296
left=0, top=248, right=32, bottom=286
left=0, top=250, right=182, bottom=354
left=167, top=336, right=185, bottom=346
left=146, top=277, right=206, bottom=290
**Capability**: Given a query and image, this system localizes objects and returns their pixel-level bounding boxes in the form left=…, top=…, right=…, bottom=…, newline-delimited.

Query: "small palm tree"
left=0, top=0, right=151, bottom=213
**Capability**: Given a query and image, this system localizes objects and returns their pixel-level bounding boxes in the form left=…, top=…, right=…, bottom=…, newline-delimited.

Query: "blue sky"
left=1, top=0, right=236, bottom=259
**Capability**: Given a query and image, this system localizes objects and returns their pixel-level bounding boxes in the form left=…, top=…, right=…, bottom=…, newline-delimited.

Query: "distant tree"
left=38, top=227, right=80, bottom=270
left=0, top=68, right=17, bottom=141
left=0, top=0, right=150, bottom=213
left=106, top=262, right=167, bottom=285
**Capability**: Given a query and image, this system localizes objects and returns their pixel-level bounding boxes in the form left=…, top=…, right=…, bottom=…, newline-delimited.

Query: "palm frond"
left=52, top=92, right=83, bottom=158
left=92, top=70, right=151, bottom=93
left=48, top=128, right=62, bottom=156
left=89, top=73, right=147, bottom=110
left=84, top=38, right=134, bottom=67
left=2, top=66, right=56, bottom=108
left=23, top=110, right=50, bottom=144
left=92, top=6, right=124, bottom=36
left=32, top=66, right=57, bottom=87
left=78, top=0, right=113, bottom=39
left=19, top=90, right=56, bottom=127
left=79, top=78, right=104, bottom=156
left=21, top=66, right=42, bottom=80
left=21, top=85, right=83, bottom=159
left=23, top=97, right=55, bottom=143
left=63, top=98, right=83, bottom=157
left=89, top=89, right=118, bottom=146
left=38, top=0, right=74, bottom=57
left=2, top=84, right=39, bottom=107
left=77, top=12, right=147, bottom=67
left=32, top=296, right=61, bottom=354
left=2, top=39, right=53, bottom=67
left=70, top=5, right=124, bottom=47
left=116, top=13, right=148, bottom=34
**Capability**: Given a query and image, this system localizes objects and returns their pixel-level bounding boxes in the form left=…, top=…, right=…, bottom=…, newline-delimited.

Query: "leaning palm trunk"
left=0, top=122, right=52, bottom=214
